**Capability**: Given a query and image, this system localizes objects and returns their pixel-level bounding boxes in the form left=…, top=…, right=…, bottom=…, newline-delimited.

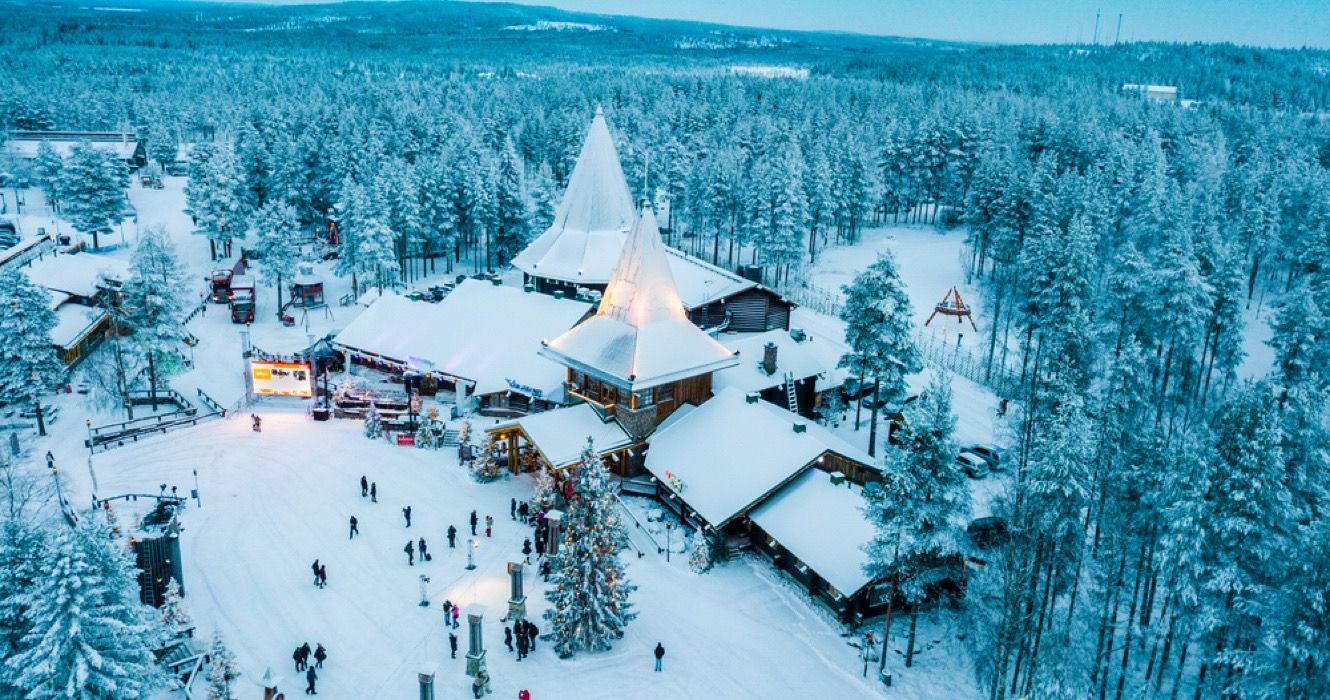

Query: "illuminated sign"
left=250, top=360, right=314, bottom=398
left=505, top=378, right=544, bottom=399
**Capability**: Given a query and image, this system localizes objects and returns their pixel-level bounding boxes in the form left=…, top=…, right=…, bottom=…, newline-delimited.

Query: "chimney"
left=745, top=392, right=760, bottom=404
left=792, top=423, right=807, bottom=434
left=762, top=342, right=778, bottom=376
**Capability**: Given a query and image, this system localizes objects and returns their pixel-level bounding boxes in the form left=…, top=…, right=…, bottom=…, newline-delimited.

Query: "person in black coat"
left=510, top=497, right=517, bottom=520
left=654, top=642, right=665, bottom=672
left=521, top=538, right=532, bottom=564
left=418, top=537, right=428, bottom=560
left=515, top=629, right=528, bottom=661
left=534, top=537, right=545, bottom=560
left=403, top=506, right=412, bottom=528
left=504, top=626, right=513, bottom=652
left=370, top=482, right=377, bottom=502
left=305, top=666, right=317, bottom=694
left=293, top=646, right=304, bottom=671
left=449, top=632, right=459, bottom=659
left=469, top=510, right=478, bottom=536
left=349, top=516, right=359, bottom=539
left=405, top=540, right=415, bottom=566
left=447, top=525, right=457, bottom=548
left=360, top=475, right=368, bottom=497
left=313, top=644, right=327, bottom=669
left=518, top=501, right=529, bottom=523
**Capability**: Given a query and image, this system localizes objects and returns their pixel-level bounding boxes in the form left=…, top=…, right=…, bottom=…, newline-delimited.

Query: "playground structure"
left=280, top=262, right=332, bottom=327
left=925, top=286, right=977, bottom=332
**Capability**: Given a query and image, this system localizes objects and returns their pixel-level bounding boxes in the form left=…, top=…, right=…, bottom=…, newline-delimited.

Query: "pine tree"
left=205, top=630, right=239, bottom=700
left=415, top=406, right=445, bottom=450
left=688, top=528, right=713, bottom=574
left=5, top=517, right=168, bottom=699
left=543, top=438, right=636, bottom=658
left=837, top=251, right=921, bottom=454
left=187, top=145, right=249, bottom=260
left=0, top=269, right=64, bottom=413
left=532, top=464, right=558, bottom=511
left=470, top=433, right=504, bottom=483
left=122, top=226, right=191, bottom=405
left=32, top=142, right=63, bottom=211
left=0, top=518, right=47, bottom=698
left=363, top=403, right=383, bottom=440
left=58, top=141, right=128, bottom=250
left=250, top=201, right=302, bottom=314
left=158, top=579, right=192, bottom=631
left=491, top=139, right=528, bottom=267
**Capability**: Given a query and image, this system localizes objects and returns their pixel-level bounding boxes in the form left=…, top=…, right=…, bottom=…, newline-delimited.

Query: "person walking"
left=405, top=540, right=415, bottom=566
left=654, top=642, right=665, bottom=672
left=252, top=414, right=262, bottom=432
left=518, top=501, right=529, bottom=523
left=525, top=621, right=539, bottom=652
left=515, top=628, right=528, bottom=661
left=452, top=604, right=460, bottom=629
left=318, top=564, right=327, bottom=589
left=349, top=516, right=359, bottom=539
left=370, top=482, right=378, bottom=503
left=443, top=600, right=453, bottom=625
left=521, top=538, right=532, bottom=564
left=449, top=631, right=459, bottom=659
left=534, top=537, right=545, bottom=560
left=447, top=525, right=457, bottom=548
left=403, top=506, right=412, bottom=528
left=469, top=510, right=478, bottom=536
left=360, top=475, right=368, bottom=497
left=313, top=644, right=327, bottom=669
left=292, top=646, right=304, bottom=672
left=518, top=690, right=530, bottom=700
left=419, top=537, right=429, bottom=561
left=304, top=666, right=317, bottom=695
left=300, top=642, right=312, bottom=670
left=311, top=560, right=320, bottom=587
left=504, top=626, right=514, bottom=652
left=485, top=515, right=493, bottom=538
left=510, top=498, right=517, bottom=520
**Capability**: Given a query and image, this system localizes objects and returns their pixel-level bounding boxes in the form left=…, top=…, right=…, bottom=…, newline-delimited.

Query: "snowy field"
left=56, top=416, right=978, bottom=700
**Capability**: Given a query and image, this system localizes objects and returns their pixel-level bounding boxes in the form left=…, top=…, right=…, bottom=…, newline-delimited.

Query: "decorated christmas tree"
left=415, top=406, right=445, bottom=450
left=159, top=579, right=192, bottom=631
left=469, top=433, right=504, bottom=482
left=363, top=403, right=383, bottom=440
left=532, top=465, right=559, bottom=512
left=688, top=528, right=713, bottom=574
left=543, top=438, right=637, bottom=658
left=205, top=630, right=239, bottom=700
left=3, top=516, right=168, bottom=699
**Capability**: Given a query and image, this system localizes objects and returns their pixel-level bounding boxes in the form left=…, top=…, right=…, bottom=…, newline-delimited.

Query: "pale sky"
left=465, top=0, right=1330, bottom=49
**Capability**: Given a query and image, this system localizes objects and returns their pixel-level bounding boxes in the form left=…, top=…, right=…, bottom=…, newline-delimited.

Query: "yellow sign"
left=250, top=360, right=313, bottom=398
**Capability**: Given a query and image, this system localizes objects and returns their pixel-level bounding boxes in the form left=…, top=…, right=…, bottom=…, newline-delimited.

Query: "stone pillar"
left=465, top=603, right=488, bottom=677
left=506, top=562, right=526, bottom=623
left=417, top=665, right=436, bottom=700
left=545, top=510, right=563, bottom=556
left=465, top=538, right=477, bottom=570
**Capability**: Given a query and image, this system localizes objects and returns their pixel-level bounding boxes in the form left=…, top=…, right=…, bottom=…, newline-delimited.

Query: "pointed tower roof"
left=541, top=205, right=738, bottom=391
left=511, top=107, right=637, bottom=284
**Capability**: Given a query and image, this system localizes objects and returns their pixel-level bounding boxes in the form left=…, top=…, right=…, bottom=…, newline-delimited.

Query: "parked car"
left=956, top=451, right=989, bottom=479
left=967, top=516, right=1009, bottom=548
left=966, top=445, right=1006, bottom=471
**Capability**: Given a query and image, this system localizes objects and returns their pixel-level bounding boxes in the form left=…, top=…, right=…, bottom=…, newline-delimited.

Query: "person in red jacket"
left=518, top=690, right=531, bottom=700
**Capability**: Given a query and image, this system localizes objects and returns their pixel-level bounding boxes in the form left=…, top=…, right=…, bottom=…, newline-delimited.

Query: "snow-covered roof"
left=50, top=303, right=106, bottom=350
left=749, top=470, right=876, bottom=596
left=715, top=328, right=847, bottom=394
left=511, top=108, right=636, bottom=285
left=664, top=248, right=757, bottom=310
left=332, top=280, right=591, bottom=397
left=3, top=137, right=139, bottom=161
left=644, top=386, right=875, bottom=527
left=787, top=307, right=853, bottom=392
left=21, top=252, right=128, bottom=298
left=541, top=207, right=738, bottom=391
left=489, top=403, right=633, bottom=468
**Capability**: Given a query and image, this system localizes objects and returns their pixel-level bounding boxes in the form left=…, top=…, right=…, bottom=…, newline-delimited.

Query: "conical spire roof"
left=541, top=204, right=738, bottom=391
left=511, top=107, right=636, bottom=284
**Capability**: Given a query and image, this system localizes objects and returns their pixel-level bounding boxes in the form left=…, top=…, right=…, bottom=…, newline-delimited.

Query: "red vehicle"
left=209, top=268, right=234, bottom=303
left=229, top=274, right=256, bottom=323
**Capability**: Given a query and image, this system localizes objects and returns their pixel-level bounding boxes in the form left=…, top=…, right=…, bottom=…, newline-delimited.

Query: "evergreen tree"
left=4, top=517, right=168, bottom=699
left=0, top=269, right=64, bottom=414
left=837, top=251, right=921, bottom=455
left=250, top=201, right=302, bottom=314
left=122, top=226, right=191, bottom=405
left=543, top=438, right=637, bottom=658
left=415, top=406, right=445, bottom=450
left=363, top=403, right=383, bottom=440
left=58, top=142, right=128, bottom=250
left=187, top=145, right=249, bottom=260
left=491, top=139, right=528, bottom=267
left=32, top=142, right=63, bottom=211
left=0, top=518, right=47, bottom=698
left=688, top=527, right=713, bottom=574
left=205, top=630, right=239, bottom=700
left=158, top=580, right=192, bottom=631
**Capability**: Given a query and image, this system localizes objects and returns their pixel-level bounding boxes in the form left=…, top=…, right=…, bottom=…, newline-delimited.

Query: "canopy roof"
left=511, top=107, right=636, bottom=285
left=541, top=206, right=738, bottom=391
left=488, top=403, right=633, bottom=468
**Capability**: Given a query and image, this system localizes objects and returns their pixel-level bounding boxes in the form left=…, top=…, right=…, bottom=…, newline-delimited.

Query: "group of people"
left=310, top=560, right=327, bottom=588
left=405, top=536, right=431, bottom=565
left=291, top=642, right=328, bottom=694
left=502, top=619, right=540, bottom=661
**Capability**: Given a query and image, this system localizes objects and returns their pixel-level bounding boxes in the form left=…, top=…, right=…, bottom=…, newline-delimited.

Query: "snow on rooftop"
left=664, top=248, right=756, bottom=309
left=644, top=386, right=875, bottom=527
left=21, top=252, right=128, bottom=298
left=511, top=108, right=636, bottom=284
left=490, top=403, right=632, bottom=468
left=3, top=138, right=138, bottom=161
left=542, top=207, right=738, bottom=390
left=749, top=469, right=876, bottom=596
left=715, top=328, right=845, bottom=394
left=332, top=280, right=590, bottom=397
left=50, top=303, right=106, bottom=349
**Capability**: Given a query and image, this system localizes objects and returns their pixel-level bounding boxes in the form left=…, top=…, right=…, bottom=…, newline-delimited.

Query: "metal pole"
left=192, top=468, right=201, bottom=508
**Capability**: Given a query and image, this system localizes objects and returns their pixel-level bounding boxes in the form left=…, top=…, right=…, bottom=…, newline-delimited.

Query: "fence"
left=777, top=282, right=843, bottom=317
left=914, top=331, right=1021, bottom=399
left=87, top=389, right=227, bottom=452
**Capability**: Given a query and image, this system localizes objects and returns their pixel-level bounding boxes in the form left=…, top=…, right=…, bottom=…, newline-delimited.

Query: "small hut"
left=291, top=263, right=325, bottom=308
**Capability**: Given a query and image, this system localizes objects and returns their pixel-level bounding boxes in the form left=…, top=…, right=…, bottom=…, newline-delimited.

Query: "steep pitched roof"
left=511, top=108, right=636, bottom=284
left=540, top=206, right=738, bottom=390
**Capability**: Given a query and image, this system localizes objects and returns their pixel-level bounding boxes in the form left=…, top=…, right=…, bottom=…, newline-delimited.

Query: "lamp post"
left=30, top=370, right=46, bottom=437
left=665, top=522, right=673, bottom=562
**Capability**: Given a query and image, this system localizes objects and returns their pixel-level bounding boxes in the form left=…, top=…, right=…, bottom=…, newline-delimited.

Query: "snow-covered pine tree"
left=188, top=144, right=249, bottom=260
left=469, top=433, right=504, bottom=482
left=122, top=226, right=191, bottom=404
left=415, top=406, right=445, bottom=450
left=32, top=141, right=64, bottom=211
left=837, top=251, right=921, bottom=455
left=250, top=200, right=302, bottom=314
left=0, top=518, right=47, bottom=697
left=205, top=629, right=239, bottom=700
left=688, top=528, right=713, bottom=574
left=158, top=579, right=192, bottom=631
left=543, top=438, right=636, bottom=658
left=5, top=517, right=168, bottom=699
left=491, top=138, right=528, bottom=267
left=363, top=403, right=383, bottom=440
left=532, top=464, right=558, bottom=511
left=0, top=269, right=65, bottom=417
left=58, top=141, right=128, bottom=250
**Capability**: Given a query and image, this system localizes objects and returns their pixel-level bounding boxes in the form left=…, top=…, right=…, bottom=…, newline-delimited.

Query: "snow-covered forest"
left=2, top=1, right=1329, bottom=699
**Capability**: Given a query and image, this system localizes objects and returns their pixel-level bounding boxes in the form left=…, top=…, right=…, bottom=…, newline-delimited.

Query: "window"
left=633, top=389, right=654, bottom=409
left=656, top=383, right=675, bottom=404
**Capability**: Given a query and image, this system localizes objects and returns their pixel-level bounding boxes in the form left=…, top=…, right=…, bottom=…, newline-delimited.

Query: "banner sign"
left=505, top=378, right=544, bottom=399
left=250, top=360, right=314, bottom=398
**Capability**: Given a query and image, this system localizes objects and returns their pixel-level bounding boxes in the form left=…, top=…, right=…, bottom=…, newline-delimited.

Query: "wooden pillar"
left=507, top=433, right=519, bottom=473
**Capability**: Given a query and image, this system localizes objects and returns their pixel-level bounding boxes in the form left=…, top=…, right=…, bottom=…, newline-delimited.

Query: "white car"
left=956, top=451, right=989, bottom=479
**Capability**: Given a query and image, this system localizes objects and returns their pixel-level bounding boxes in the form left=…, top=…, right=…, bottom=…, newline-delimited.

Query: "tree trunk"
left=854, top=374, right=864, bottom=431
left=147, top=351, right=158, bottom=409
left=905, top=603, right=919, bottom=668
left=868, top=377, right=882, bottom=457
